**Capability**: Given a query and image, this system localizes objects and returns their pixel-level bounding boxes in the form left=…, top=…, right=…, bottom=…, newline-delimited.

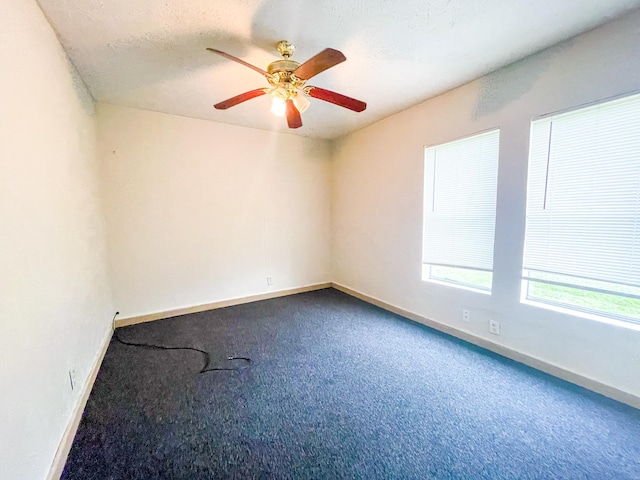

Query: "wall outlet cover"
left=489, top=319, right=501, bottom=335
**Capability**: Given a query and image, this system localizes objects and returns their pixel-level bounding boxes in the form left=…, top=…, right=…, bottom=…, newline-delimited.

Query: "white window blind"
left=524, top=93, right=640, bottom=291
left=423, top=130, right=500, bottom=274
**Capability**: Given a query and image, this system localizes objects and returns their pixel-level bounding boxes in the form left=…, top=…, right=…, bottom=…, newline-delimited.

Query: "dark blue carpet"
left=63, top=288, right=640, bottom=479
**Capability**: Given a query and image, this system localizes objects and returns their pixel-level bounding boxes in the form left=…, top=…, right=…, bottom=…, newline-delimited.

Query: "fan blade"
left=305, top=87, right=366, bottom=112
left=214, top=89, right=268, bottom=110
left=285, top=99, right=302, bottom=129
left=293, top=48, right=346, bottom=80
left=207, top=48, right=272, bottom=78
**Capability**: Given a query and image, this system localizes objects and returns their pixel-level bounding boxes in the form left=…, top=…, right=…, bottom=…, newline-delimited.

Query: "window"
left=422, top=129, right=500, bottom=292
left=523, top=92, right=640, bottom=324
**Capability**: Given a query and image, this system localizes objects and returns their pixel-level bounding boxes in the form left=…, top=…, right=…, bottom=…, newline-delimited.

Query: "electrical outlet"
left=489, top=319, right=501, bottom=335
left=462, top=309, right=470, bottom=323
left=68, top=369, right=77, bottom=391
left=267, top=276, right=273, bottom=286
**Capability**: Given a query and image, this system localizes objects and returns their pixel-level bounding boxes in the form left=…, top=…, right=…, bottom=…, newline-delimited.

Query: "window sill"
left=521, top=298, right=640, bottom=332
left=422, top=277, right=491, bottom=296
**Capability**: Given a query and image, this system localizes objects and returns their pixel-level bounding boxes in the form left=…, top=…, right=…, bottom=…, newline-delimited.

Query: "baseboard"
left=331, top=282, right=640, bottom=410
left=115, top=283, right=333, bottom=328
left=47, top=327, right=112, bottom=480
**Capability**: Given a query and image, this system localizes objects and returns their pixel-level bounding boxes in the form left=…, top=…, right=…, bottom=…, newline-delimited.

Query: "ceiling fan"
left=207, top=41, right=366, bottom=129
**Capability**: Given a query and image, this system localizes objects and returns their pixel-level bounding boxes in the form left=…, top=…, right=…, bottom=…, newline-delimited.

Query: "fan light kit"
left=207, top=40, right=366, bottom=129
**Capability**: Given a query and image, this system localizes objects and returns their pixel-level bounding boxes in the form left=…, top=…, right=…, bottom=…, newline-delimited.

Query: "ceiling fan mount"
left=275, top=40, right=296, bottom=59
left=207, top=40, right=366, bottom=129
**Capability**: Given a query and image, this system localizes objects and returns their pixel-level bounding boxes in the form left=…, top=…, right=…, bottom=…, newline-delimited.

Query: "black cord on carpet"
left=111, top=312, right=251, bottom=374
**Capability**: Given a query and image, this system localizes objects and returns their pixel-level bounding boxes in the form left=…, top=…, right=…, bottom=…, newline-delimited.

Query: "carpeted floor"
left=63, top=288, right=640, bottom=479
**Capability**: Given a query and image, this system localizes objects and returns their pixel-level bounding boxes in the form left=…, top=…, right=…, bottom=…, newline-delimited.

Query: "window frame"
left=421, top=128, right=501, bottom=293
left=521, top=91, right=640, bottom=325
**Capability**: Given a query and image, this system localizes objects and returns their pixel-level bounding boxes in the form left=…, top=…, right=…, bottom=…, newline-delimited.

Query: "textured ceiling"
left=38, top=0, right=640, bottom=139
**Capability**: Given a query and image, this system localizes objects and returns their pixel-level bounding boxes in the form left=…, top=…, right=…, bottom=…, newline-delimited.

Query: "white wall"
left=98, top=104, right=332, bottom=319
left=0, top=1, right=115, bottom=479
left=332, top=11, right=640, bottom=398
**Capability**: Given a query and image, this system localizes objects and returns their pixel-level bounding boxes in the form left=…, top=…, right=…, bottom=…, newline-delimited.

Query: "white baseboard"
left=47, top=327, right=112, bottom=480
left=331, top=282, right=640, bottom=410
left=115, top=283, right=333, bottom=328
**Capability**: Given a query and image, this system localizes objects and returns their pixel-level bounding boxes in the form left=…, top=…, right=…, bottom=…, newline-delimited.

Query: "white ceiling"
left=38, top=0, right=640, bottom=139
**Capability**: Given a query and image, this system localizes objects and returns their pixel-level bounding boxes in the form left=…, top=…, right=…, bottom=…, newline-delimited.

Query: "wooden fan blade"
left=285, top=99, right=302, bottom=129
left=214, top=89, right=268, bottom=110
left=306, top=87, right=366, bottom=112
left=293, top=48, right=346, bottom=80
left=207, top=48, right=272, bottom=78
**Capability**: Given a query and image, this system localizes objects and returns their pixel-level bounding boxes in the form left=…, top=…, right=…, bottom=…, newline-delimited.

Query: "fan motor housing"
left=268, top=59, right=305, bottom=88
left=267, top=59, right=300, bottom=75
